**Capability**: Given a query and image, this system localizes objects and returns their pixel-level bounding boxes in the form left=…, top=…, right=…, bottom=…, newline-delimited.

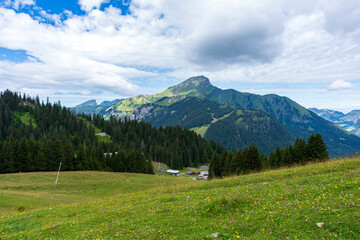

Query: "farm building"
left=166, top=169, right=180, bottom=176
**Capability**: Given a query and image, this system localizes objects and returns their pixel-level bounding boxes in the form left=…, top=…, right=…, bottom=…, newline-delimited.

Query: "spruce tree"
left=147, top=159, right=155, bottom=175
left=230, top=149, right=244, bottom=175
left=306, top=133, right=328, bottom=161
left=209, top=152, right=221, bottom=179
left=18, top=137, right=29, bottom=172
left=2, top=136, right=16, bottom=173
left=269, top=151, right=277, bottom=169
left=247, top=145, right=261, bottom=171
left=282, top=146, right=293, bottom=166
left=293, top=138, right=306, bottom=164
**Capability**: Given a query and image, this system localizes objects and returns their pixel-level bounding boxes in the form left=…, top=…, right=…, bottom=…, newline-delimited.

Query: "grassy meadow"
left=0, top=158, right=359, bottom=239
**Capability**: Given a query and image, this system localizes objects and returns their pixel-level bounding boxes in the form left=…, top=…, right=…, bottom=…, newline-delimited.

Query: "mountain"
left=102, top=76, right=214, bottom=118
left=99, top=99, right=123, bottom=107
left=308, top=108, right=345, bottom=122
left=72, top=99, right=123, bottom=116
left=76, top=99, right=97, bottom=107
left=75, top=76, right=360, bottom=156
left=135, top=97, right=293, bottom=153
left=340, top=110, right=360, bottom=124
left=309, top=108, right=360, bottom=137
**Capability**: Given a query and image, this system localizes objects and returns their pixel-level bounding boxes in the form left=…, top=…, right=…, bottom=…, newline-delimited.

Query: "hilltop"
left=1, top=158, right=359, bottom=239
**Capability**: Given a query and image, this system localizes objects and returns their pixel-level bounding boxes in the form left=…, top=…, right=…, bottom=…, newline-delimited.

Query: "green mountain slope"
left=74, top=76, right=360, bottom=156
left=175, top=77, right=360, bottom=156
left=137, top=97, right=293, bottom=153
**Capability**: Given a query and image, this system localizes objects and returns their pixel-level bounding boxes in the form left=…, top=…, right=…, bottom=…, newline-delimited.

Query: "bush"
left=17, top=206, right=25, bottom=212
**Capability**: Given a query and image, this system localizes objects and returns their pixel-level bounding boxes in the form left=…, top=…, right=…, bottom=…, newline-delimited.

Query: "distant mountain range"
left=72, top=76, right=360, bottom=156
left=72, top=99, right=123, bottom=115
left=309, top=108, right=360, bottom=136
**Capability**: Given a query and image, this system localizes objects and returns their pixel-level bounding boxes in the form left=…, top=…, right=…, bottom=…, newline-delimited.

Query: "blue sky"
left=0, top=0, right=360, bottom=112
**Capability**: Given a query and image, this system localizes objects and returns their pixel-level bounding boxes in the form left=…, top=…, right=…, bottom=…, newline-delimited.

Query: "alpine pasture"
left=0, top=158, right=359, bottom=239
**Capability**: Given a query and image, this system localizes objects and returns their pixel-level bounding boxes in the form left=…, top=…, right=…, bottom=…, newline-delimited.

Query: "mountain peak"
left=168, top=76, right=215, bottom=96
left=183, top=75, right=210, bottom=85
left=74, top=99, right=97, bottom=108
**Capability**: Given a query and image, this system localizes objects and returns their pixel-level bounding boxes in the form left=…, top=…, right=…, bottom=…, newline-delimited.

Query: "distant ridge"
left=72, top=99, right=123, bottom=115
left=309, top=108, right=360, bottom=136
left=74, top=99, right=97, bottom=108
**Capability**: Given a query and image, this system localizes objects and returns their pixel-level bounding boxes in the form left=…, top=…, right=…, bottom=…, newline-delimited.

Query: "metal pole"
left=54, top=161, right=62, bottom=193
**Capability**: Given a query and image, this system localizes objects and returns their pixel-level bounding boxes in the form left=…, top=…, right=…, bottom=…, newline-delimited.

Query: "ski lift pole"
left=54, top=161, right=62, bottom=193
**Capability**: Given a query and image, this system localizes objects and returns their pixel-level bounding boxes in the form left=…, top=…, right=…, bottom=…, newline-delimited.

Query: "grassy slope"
left=0, top=172, right=188, bottom=216
left=1, top=158, right=359, bottom=239
left=13, top=112, right=37, bottom=128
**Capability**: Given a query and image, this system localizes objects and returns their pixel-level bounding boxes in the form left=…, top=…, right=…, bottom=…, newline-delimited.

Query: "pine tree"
left=260, top=153, right=269, bottom=170
left=76, top=144, right=85, bottom=170
left=219, top=150, right=228, bottom=177
left=147, top=159, right=155, bottom=174
left=269, top=151, right=277, bottom=169
left=306, top=133, right=328, bottom=161
left=0, top=141, right=3, bottom=172
left=275, top=145, right=283, bottom=168
left=223, top=152, right=233, bottom=177
left=2, top=136, right=16, bottom=173
left=247, top=145, right=261, bottom=171
left=209, top=152, right=221, bottom=179
left=18, top=137, right=29, bottom=172
left=293, top=138, right=306, bottom=164
left=230, top=149, right=243, bottom=175
left=282, top=146, right=293, bottom=166
left=63, top=140, right=75, bottom=171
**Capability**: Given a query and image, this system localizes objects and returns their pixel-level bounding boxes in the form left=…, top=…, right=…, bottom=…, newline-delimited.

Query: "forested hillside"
left=209, top=133, right=329, bottom=179
left=0, top=90, right=222, bottom=173
left=137, top=97, right=293, bottom=153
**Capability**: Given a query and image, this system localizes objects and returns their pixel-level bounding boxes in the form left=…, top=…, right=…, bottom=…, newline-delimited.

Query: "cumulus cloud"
left=78, top=0, right=109, bottom=12
left=328, top=80, right=354, bottom=91
left=130, top=0, right=285, bottom=66
left=3, top=0, right=35, bottom=10
left=0, top=0, right=360, bottom=108
left=184, top=0, right=284, bottom=66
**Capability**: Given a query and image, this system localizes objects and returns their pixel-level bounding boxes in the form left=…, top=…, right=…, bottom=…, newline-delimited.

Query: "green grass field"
left=0, top=158, right=359, bottom=239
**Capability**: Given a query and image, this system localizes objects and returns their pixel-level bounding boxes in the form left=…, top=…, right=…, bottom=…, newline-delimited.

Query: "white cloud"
left=0, top=0, right=360, bottom=108
left=78, top=0, right=109, bottom=12
left=328, top=80, right=354, bottom=91
left=38, top=10, right=62, bottom=25
left=3, top=0, right=35, bottom=10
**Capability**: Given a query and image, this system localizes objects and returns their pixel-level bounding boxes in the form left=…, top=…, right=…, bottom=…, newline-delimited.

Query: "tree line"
left=90, top=114, right=224, bottom=169
left=0, top=136, right=154, bottom=174
left=0, top=90, right=223, bottom=174
left=209, top=133, right=328, bottom=179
